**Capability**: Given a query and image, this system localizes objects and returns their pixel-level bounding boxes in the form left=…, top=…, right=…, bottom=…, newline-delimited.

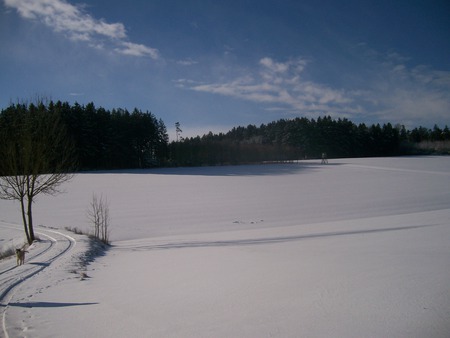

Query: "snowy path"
left=0, top=222, right=77, bottom=338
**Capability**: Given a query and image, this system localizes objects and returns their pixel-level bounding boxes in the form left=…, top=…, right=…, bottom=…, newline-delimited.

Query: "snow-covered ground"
left=1, top=156, right=450, bottom=337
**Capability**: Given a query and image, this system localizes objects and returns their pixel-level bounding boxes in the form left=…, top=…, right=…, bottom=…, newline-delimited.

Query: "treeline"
left=1, top=101, right=449, bottom=171
left=169, top=116, right=450, bottom=166
left=0, top=101, right=169, bottom=171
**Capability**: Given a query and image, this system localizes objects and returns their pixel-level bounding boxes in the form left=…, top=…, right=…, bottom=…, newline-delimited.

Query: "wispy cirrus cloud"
left=362, top=52, right=450, bottom=125
left=178, top=57, right=356, bottom=118
left=176, top=58, right=199, bottom=66
left=4, top=0, right=159, bottom=59
left=178, top=54, right=450, bottom=125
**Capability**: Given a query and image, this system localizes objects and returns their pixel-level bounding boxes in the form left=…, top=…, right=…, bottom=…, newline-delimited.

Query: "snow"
left=1, top=156, right=450, bottom=337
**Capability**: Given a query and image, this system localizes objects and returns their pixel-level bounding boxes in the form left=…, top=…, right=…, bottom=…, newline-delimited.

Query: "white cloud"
left=5, top=0, right=125, bottom=39
left=187, top=57, right=355, bottom=117
left=4, top=0, right=159, bottom=59
left=260, top=57, right=289, bottom=73
left=117, top=42, right=159, bottom=59
left=173, top=79, right=199, bottom=89
left=176, top=59, right=199, bottom=66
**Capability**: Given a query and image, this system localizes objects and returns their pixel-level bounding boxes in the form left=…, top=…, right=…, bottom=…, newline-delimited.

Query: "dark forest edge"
left=1, top=100, right=449, bottom=172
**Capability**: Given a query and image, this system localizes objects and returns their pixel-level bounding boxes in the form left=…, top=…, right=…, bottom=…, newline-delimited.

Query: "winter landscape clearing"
left=1, top=156, right=450, bottom=337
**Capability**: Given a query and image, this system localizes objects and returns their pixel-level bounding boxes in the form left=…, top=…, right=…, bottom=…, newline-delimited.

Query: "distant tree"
left=443, top=126, right=450, bottom=140
left=156, top=118, right=169, bottom=164
left=409, top=126, right=430, bottom=143
left=175, top=122, right=183, bottom=142
left=0, top=101, right=77, bottom=244
left=431, top=124, right=444, bottom=141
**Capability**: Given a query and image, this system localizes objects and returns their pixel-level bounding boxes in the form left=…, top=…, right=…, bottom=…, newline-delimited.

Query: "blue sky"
left=1, top=0, right=449, bottom=139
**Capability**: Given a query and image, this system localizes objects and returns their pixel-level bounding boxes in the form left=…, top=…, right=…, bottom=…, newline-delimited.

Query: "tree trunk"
left=27, top=196, right=35, bottom=244
left=20, top=197, right=31, bottom=244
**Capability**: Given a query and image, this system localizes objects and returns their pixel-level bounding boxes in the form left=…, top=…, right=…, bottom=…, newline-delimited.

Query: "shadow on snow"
left=115, top=223, right=442, bottom=251
left=5, top=301, right=98, bottom=308
left=81, top=162, right=344, bottom=177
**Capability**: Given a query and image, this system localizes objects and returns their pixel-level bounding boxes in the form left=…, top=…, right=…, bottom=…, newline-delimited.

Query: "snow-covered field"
left=1, top=156, right=450, bottom=337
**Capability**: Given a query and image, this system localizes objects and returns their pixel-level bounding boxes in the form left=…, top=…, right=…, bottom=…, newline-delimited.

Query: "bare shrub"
left=64, top=226, right=85, bottom=235
left=87, top=193, right=111, bottom=245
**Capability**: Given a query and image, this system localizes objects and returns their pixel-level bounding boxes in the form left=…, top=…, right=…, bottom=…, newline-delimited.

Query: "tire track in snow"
left=0, top=223, right=76, bottom=338
left=0, top=223, right=54, bottom=276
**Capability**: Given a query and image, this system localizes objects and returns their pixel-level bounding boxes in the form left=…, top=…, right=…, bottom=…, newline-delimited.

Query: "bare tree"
left=87, top=193, right=110, bottom=244
left=0, top=101, right=76, bottom=244
left=175, top=121, right=183, bottom=142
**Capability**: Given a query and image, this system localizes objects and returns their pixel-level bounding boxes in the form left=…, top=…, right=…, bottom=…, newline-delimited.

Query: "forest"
left=0, top=101, right=449, bottom=171
left=169, top=117, right=450, bottom=166
left=0, top=101, right=169, bottom=171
